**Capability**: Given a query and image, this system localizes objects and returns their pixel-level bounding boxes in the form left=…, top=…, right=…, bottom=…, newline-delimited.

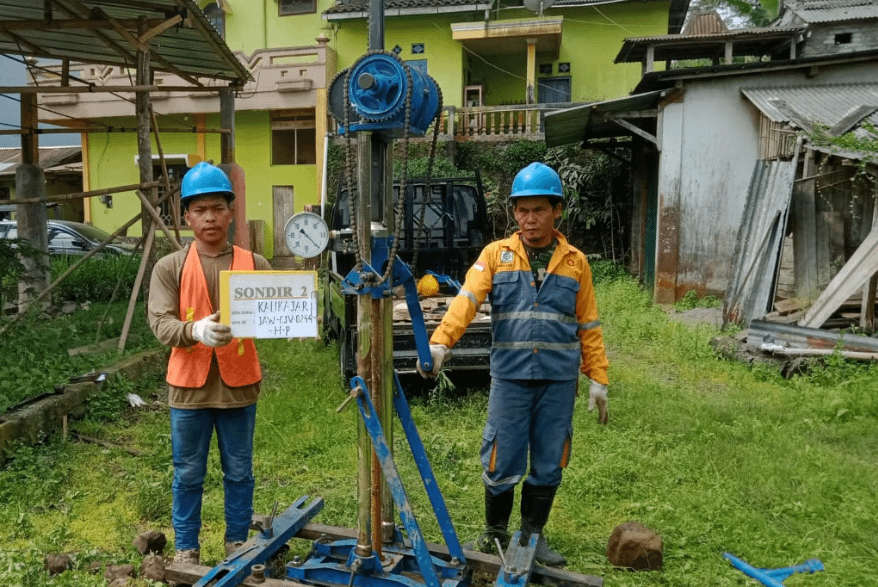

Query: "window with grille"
left=271, top=110, right=317, bottom=166
left=203, top=2, right=225, bottom=38
left=154, top=164, right=190, bottom=228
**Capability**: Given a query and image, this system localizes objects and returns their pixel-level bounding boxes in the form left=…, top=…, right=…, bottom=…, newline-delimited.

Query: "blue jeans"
left=170, top=404, right=256, bottom=551
left=480, top=378, right=577, bottom=495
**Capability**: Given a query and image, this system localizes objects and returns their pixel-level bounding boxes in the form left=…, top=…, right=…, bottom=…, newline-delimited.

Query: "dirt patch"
left=667, top=307, right=723, bottom=328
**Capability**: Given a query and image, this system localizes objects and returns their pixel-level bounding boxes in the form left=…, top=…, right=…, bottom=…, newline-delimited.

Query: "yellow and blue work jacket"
left=431, top=231, right=609, bottom=384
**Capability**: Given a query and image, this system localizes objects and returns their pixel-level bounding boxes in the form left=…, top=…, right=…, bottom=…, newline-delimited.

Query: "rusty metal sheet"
left=724, top=151, right=800, bottom=326
left=748, top=319, right=878, bottom=353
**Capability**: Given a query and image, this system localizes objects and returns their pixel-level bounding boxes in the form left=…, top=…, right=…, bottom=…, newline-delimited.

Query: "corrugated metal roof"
left=792, top=5, right=878, bottom=21
left=741, top=83, right=878, bottom=127
left=544, top=89, right=665, bottom=147
left=0, top=0, right=249, bottom=85
left=614, top=26, right=803, bottom=63
left=0, top=146, right=81, bottom=176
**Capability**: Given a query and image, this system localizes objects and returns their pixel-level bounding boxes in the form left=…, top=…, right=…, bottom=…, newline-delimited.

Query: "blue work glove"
left=588, top=380, right=609, bottom=425
left=416, top=344, right=450, bottom=379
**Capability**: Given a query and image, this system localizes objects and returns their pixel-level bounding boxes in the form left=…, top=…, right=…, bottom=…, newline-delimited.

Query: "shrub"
left=49, top=254, right=141, bottom=303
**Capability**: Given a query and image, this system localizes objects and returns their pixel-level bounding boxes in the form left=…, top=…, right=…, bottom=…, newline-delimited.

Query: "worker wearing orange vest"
left=420, top=162, right=609, bottom=567
left=148, top=162, right=271, bottom=566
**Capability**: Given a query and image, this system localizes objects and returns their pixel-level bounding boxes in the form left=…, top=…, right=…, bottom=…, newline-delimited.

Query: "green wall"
left=326, top=2, right=669, bottom=107
left=86, top=111, right=316, bottom=259
left=327, top=16, right=467, bottom=108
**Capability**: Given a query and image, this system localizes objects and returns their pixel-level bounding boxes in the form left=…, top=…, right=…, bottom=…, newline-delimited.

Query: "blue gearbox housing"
left=330, top=52, right=441, bottom=137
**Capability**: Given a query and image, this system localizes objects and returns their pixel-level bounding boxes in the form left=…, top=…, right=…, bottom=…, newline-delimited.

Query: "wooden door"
left=273, top=185, right=295, bottom=256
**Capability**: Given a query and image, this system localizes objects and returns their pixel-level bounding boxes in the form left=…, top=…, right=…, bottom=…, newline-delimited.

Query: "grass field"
left=0, top=274, right=876, bottom=586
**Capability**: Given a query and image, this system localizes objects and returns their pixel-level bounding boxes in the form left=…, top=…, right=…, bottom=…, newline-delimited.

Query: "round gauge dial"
left=284, top=212, right=329, bottom=258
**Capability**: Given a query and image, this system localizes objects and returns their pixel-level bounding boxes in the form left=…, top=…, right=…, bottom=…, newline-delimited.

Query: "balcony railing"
left=30, top=44, right=335, bottom=121
left=432, top=103, right=579, bottom=142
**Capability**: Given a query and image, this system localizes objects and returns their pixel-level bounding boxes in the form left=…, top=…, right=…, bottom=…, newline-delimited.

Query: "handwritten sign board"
left=219, top=271, right=318, bottom=339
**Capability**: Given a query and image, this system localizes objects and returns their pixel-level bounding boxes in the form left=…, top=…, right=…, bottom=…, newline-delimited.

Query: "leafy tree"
left=686, top=0, right=780, bottom=28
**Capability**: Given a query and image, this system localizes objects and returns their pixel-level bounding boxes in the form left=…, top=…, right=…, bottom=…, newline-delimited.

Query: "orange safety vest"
left=166, top=244, right=262, bottom=388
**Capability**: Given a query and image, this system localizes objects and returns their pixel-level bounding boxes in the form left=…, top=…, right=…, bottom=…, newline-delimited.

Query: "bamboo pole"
left=149, top=103, right=181, bottom=241
left=118, top=226, right=156, bottom=352
left=0, top=127, right=230, bottom=136
left=134, top=189, right=182, bottom=251
left=4, top=181, right=163, bottom=205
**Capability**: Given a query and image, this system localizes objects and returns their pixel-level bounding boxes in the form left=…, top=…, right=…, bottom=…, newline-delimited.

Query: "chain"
left=411, top=83, right=443, bottom=277
left=379, top=53, right=413, bottom=286
left=339, top=66, right=363, bottom=272
left=335, top=52, right=433, bottom=287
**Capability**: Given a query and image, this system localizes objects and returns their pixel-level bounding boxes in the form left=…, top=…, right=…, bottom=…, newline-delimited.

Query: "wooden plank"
left=611, top=118, right=657, bottom=145
left=165, top=562, right=293, bottom=587
left=800, top=226, right=878, bottom=328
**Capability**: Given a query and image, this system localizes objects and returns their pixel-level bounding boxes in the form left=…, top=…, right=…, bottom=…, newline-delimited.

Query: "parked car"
left=0, top=219, right=136, bottom=256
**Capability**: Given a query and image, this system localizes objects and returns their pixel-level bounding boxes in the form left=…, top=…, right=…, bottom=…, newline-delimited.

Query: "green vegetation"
left=0, top=272, right=876, bottom=586
left=49, top=253, right=142, bottom=304
left=0, top=250, right=153, bottom=412
left=0, top=300, right=157, bottom=414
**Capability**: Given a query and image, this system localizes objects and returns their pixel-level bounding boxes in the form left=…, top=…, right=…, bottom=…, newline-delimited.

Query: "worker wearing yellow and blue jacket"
left=418, top=162, right=609, bottom=567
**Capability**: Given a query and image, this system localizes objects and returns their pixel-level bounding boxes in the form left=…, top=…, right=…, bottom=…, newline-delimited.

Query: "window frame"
left=270, top=110, right=317, bottom=166
left=279, top=0, right=316, bottom=16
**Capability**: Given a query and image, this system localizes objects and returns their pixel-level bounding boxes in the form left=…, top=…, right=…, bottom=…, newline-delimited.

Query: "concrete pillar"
left=526, top=38, right=537, bottom=104
left=218, top=162, right=250, bottom=250
left=15, top=164, right=49, bottom=313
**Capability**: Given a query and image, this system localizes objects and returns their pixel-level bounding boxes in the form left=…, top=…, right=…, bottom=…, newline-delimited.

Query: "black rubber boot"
left=519, top=483, right=567, bottom=567
left=470, top=487, right=514, bottom=554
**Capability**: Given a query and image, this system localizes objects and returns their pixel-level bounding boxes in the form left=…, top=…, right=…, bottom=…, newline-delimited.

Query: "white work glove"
left=588, top=379, right=609, bottom=425
left=191, top=312, right=233, bottom=348
left=416, top=344, right=450, bottom=379
left=127, top=393, right=147, bottom=408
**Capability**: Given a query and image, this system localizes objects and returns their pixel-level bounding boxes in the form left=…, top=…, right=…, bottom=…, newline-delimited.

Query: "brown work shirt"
left=148, top=243, right=272, bottom=409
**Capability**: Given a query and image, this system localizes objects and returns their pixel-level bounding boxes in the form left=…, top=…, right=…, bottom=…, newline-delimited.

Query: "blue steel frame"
left=723, top=553, right=824, bottom=587
left=285, top=374, right=470, bottom=587
left=193, top=496, right=324, bottom=587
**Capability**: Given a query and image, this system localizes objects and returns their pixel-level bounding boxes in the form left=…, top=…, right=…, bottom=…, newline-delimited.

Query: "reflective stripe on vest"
left=166, top=245, right=262, bottom=388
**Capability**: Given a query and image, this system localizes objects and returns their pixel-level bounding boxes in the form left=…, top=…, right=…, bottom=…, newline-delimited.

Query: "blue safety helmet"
left=510, top=162, right=563, bottom=200
left=180, top=162, right=235, bottom=207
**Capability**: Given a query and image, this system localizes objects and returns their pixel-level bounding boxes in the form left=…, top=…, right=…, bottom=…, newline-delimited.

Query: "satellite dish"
left=523, top=0, right=555, bottom=16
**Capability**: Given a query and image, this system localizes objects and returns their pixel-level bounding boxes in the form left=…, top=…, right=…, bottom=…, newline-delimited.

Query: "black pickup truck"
left=322, top=175, right=493, bottom=379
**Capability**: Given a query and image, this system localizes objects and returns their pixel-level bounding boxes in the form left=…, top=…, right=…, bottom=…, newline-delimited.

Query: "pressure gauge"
left=284, top=212, right=329, bottom=258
